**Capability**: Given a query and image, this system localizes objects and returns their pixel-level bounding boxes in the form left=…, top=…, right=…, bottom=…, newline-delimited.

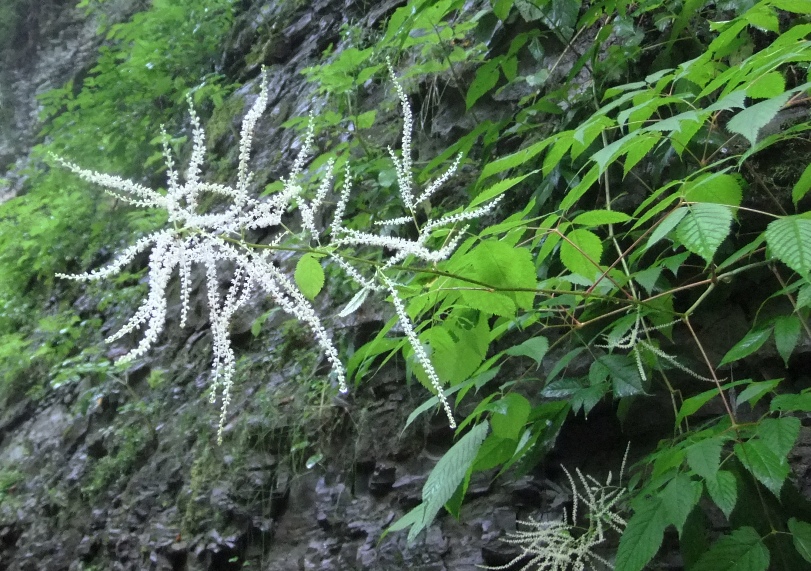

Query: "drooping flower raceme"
left=55, top=65, right=500, bottom=441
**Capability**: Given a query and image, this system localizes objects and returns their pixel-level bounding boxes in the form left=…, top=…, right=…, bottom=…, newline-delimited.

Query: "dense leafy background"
left=2, top=0, right=811, bottom=569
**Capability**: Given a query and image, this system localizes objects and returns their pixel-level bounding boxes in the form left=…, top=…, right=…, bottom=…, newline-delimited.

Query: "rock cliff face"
left=6, top=2, right=810, bottom=570
left=0, top=2, right=568, bottom=569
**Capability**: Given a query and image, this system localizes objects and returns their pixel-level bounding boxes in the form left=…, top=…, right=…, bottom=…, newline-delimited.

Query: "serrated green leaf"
left=481, top=138, right=554, bottom=180
left=687, top=438, right=723, bottom=480
left=797, top=284, right=811, bottom=309
left=766, top=216, right=811, bottom=278
left=490, top=393, right=531, bottom=441
left=453, top=240, right=537, bottom=310
left=774, top=315, right=801, bottom=366
left=615, top=496, right=668, bottom=571
left=472, top=433, right=515, bottom=471
left=294, top=254, right=325, bottom=300
left=571, top=384, right=609, bottom=416
left=590, top=353, right=645, bottom=398
left=735, top=439, right=790, bottom=496
left=560, top=228, right=603, bottom=279
left=395, top=421, right=489, bottom=541
left=719, top=328, right=772, bottom=366
left=771, top=392, right=811, bottom=412
left=736, top=379, right=781, bottom=408
left=727, top=91, right=793, bottom=147
left=789, top=518, right=811, bottom=563
left=470, top=171, right=535, bottom=208
left=661, top=473, right=702, bottom=536
left=467, top=60, right=500, bottom=109
left=492, top=0, right=513, bottom=20
left=792, top=163, right=811, bottom=205
left=706, top=470, right=738, bottom=519
left=560, top=164, right=600, bottom=212
left=676, top=203, right=733, bottom=263
left=758, top=416, right=799, bottom=460
left=682, top=173, right=743, bottom=208
left=624, top=132, right=660, bottom=176
left=746, top=71, right=785, bottom=99
left=543, top=135, right=575, bottom=176
left=572, top=209, right=631, bottom=226
left=645, top=207, right=688, bottom=250
left=505, top=336, right=549, bottom=365
left=691, top=527, right=769, bottom=571
left=773, top=0, right=811, bottom=12
left=677, top=388, right=719, bottom=426
left=634, top=266, right=663, bottom=294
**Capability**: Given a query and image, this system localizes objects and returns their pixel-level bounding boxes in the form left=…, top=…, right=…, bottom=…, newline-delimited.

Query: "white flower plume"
left=55, top=63, right=501, bottom=441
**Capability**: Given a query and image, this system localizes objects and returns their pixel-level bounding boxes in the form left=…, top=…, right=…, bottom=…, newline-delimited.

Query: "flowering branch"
left=54, top=63, right=500, bottom=442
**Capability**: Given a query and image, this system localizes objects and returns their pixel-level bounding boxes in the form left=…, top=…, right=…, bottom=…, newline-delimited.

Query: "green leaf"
left=470, top=172, right=535, bottom=208
left=661, top=473, right=702, bottom=536
left=719, top=328, right=772, bottom=366
left=677, top=388, right=719, bottom=426
left=676, top=203, right=733, bottom=263
left=624, top=132, right=661, bottom=176
left=773, top=0, right=811, bottom=13
left=338, top=288, right=369, bottom=318
left=682, top=173, right=743, bottom=208
left=734, top=439, right=790, bottom=496
left=560, top=228, right=603, bottom=279
left=505, top=336, right=549, bottom=365
left=572, top=209, right=631, bottom=226
left=766, top=216, right=811, bottom=279
left=687, top=438, right=723, bottom=480
left=774, top=315, right=801, bottom=366
left=354, top=110, right=377, bottom=129
left=560, top=164, right=599, bottom=211
left=789, top=518, right=811, bottom=563
left=294, top=253, right=325, bottom=300
left=792, top=163, right=811, bottom=205
left=480, top=138, right=554, bottom=180
left=453, top=240, right=537, bottom=310
left=706, top=470, right=738, bottom=519
left=727, top=91, right=793, bottom=147
left=490, top=394, right=531, bottom=440
left=758, top=417, right=800, bottom=460
left=392, top=421, right=489, bottom=541
left=736, top=379, right=781, bottom=408
left=646, top=207, right=689, bottom=251
left=467, top=60, right=500, bottom=109
left=691, top=527, right=769, bottom=571
left=746, top=71, right=785, bottom=99
left=615, top=496, right=668, bottom=571
left=771, top=392, right=811, bottom=412
left=492, top=0, right=513, bottom=20
left=798, top=284, right=811, bottom=309
left=591, top=353, right=645, bottom=398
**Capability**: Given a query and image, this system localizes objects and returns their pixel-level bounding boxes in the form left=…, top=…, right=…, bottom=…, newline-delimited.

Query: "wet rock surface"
left=3, top=2, right=811, bottom=571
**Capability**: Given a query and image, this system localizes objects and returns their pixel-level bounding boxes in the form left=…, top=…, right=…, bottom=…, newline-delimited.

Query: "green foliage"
left=319, top=0, right=811, bottom=566
left=16, top=0, right=811, bottom=566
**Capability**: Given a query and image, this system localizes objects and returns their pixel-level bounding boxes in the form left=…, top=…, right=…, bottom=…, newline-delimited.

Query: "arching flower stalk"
left=54, top=64, right=500, bottom=441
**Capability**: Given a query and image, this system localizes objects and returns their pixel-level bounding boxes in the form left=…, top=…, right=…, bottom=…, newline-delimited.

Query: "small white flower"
left=56, top=62, right=502, bottom=442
